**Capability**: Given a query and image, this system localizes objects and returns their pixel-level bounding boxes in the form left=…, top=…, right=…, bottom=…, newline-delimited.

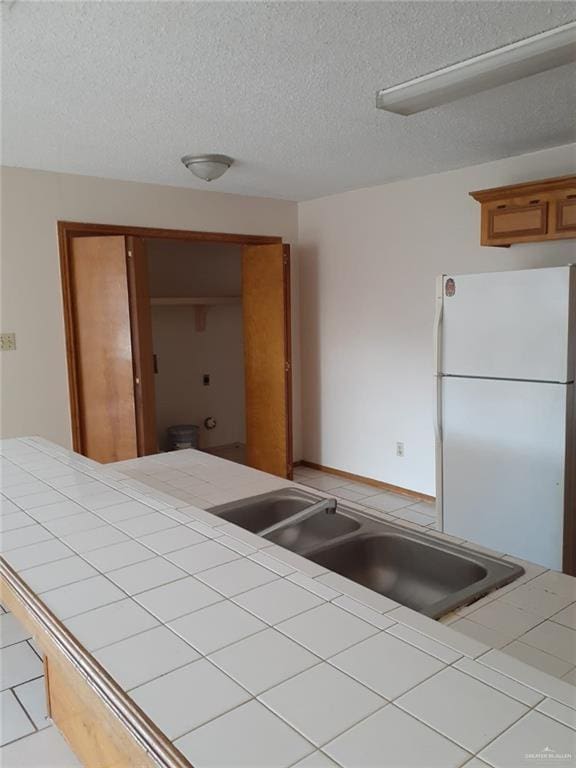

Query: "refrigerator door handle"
left=434, top=275, right=445, bottom=529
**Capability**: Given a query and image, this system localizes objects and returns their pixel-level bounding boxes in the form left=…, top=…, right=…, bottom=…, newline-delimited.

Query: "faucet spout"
left=256, top=497, right=338, bottom=539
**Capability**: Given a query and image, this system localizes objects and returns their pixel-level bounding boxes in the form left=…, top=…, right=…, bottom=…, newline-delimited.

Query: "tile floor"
left=0, top=602, right=81, bottom=766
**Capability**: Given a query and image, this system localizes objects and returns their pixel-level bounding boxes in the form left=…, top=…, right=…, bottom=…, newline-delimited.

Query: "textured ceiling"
left=2, top=1, right=575, bottom=201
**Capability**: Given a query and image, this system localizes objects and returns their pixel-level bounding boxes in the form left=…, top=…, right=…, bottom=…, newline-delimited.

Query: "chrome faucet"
left=257, top=497, right=338, bottom=539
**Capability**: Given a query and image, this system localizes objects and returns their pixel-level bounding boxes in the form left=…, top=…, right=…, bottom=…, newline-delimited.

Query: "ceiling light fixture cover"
left=376, top=21, right=576, bottom=115
left=181, top=154, right=234, bottom=181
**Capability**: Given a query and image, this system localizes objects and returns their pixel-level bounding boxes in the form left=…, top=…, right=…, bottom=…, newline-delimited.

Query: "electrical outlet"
left=396, top=442, right=405, bottom=457
left=0, top=333, right=16, bottom=351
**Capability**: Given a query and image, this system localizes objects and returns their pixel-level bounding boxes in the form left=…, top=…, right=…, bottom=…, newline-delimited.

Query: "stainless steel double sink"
left=210, top=488, right=524, bottom=619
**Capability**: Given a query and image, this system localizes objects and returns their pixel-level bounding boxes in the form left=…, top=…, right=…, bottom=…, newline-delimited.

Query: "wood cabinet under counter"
left=470, top=175, right=576, bottom=246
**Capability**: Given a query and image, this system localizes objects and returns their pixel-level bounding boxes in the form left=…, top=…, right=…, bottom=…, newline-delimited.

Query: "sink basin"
left=210, top=488, right=523, bottom=618
left=210, top=489, right=360, bottom=553
left=309, top=534, right=488, bottom=614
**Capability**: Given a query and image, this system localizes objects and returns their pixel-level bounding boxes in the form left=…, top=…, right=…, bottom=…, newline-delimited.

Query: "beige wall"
left=298, top=143, right=576, bottom=496
left=0, top=167, right=299, bottom=454
left=147, top=240, right=245, bottom=450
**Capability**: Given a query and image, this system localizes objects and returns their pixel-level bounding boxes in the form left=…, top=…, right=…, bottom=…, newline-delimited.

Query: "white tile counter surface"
left=0, top=437, right=575, bottom=767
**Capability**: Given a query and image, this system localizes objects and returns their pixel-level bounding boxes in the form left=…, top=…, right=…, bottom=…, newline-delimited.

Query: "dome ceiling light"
left=181, top=154, right=234, bottom=182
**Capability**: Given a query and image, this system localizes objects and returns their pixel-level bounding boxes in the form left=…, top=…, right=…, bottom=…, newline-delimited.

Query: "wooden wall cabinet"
left=470, top=175, right=576, bottom=247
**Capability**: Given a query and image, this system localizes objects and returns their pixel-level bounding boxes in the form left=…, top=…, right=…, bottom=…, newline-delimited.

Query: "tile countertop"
left=0, top=438, right=574, bottom=768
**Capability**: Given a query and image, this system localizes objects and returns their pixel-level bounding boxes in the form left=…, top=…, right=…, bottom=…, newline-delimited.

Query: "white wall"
left=298, top=143, right=576, bottom=496
left=0, top=167, right=300, bottom=456
left=147, top=240, right=245, bottom=450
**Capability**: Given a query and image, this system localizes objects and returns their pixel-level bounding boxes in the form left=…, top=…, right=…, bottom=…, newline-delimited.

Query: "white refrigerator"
left=435, top=265, right=575, bottom=571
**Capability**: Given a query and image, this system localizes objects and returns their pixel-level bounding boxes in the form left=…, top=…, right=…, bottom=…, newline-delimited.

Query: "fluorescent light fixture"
left=376, top=21, right=576, bottom=115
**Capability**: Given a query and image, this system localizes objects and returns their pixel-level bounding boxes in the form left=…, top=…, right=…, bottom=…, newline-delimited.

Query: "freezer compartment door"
left=441, top=266, right=574, bottom=382
left=442, top=377, right=568, bottom=570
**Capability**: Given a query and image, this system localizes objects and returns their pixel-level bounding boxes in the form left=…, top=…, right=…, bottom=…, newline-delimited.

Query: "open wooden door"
left=242, top=243, right=293, bottom=478
left=65, top=236, right=156, bottom=463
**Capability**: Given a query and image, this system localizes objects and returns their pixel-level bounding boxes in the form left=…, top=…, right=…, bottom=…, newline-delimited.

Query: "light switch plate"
left=0, top=333, right=16, bottom=351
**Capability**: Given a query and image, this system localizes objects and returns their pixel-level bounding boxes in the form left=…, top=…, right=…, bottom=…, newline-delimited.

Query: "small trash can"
left=166, top=425, right=199, bottom=451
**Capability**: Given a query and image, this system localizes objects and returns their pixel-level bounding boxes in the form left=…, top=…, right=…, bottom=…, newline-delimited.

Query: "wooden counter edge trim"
left=0, top=557, right=193, bottom=768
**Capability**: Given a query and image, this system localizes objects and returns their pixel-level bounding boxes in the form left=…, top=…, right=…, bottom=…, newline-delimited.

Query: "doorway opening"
left=146, top=238, right=246, bottom=463
left=58, top=222, right=293, bottom=479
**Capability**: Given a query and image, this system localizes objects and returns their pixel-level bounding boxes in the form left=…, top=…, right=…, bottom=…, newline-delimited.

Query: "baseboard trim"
left=298, top=461, right=435, bottom=503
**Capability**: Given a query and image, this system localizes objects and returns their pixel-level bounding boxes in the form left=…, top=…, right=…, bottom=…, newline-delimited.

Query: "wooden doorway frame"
left=58, top=221, right=292, bottom=473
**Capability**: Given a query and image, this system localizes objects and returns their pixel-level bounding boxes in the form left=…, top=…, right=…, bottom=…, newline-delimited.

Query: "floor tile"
left=60, top=525, right=129, bottom=553
left=261, top=662, right=384, bottom=746
left=94, top=625, right=199, bottom=690
left=196, top=557, right=278, bottom=597
left=136, top=525, right=206, bottom=554
left=0, top=689, right=35, bottom=746
left=324, top=704, right=469, bottom=768
left=175, top=699, right=313, bottom=768
left=3, top=480, right=49, bottom=499
left=20, top=553, right=98, bottom=594
left=361, top=492, right=413, bottom=513
left=479, top=711, right=576, bottom=768
left=4, top=540, right=74, bottom=571
left=113, top=512, right=179, bottom=537
left=209, top=628, right=318, bottom=694
left=166, top=540, right=241, bottom=574
left=330, top=631, right=445, bottom=699
left=0, top=643, right=43, bottom=689
left=385, top=623, right=462, bottom=664
left=277, top=603, right=378, bottom=658
left=519, top=621, right=576, bottom=665
left=106, top=557, right=186, bottom=595
left=335, top=482, right=384, bottom=497
left=0, top=724, right=82, bottom=766
left=135, top=576, right=223, bottom=622
left=551, top=603, right=576, bottom=630
left=454, top=657, right=544, bottom=707
left=396, top=666, right=527, bottom=753
left=131, top=658, right=250, bottom=740
left=95, top=500, right=156, bottom=523
left=40, top=572, right=124, bottom=618
left=304, top=476, right=347, bottom=492
left=81, top=540, right=156, bottom=572
left=392, top=507, right=435, bottom=527
left=450, top=618, right=517, bottom=649
left=233, top=579, right=323, bottom=625
left=0, top=525, right=53, bottom=553
left=13, top=678, right=50, bottom=730
left=0, top=614, right=32, bottom=648
left=64, top=599, right=159, bottom=651
left=292, top=751, right=340, bottom=767
left=503, top=641, right=575, bottom=678
left=332, top=487, right=368, bottom=502
left=536, top=698, right=576, bottom=730
left=406, top=501, right=436, bottom=517
left=169, top=600, right=266, bottom=655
